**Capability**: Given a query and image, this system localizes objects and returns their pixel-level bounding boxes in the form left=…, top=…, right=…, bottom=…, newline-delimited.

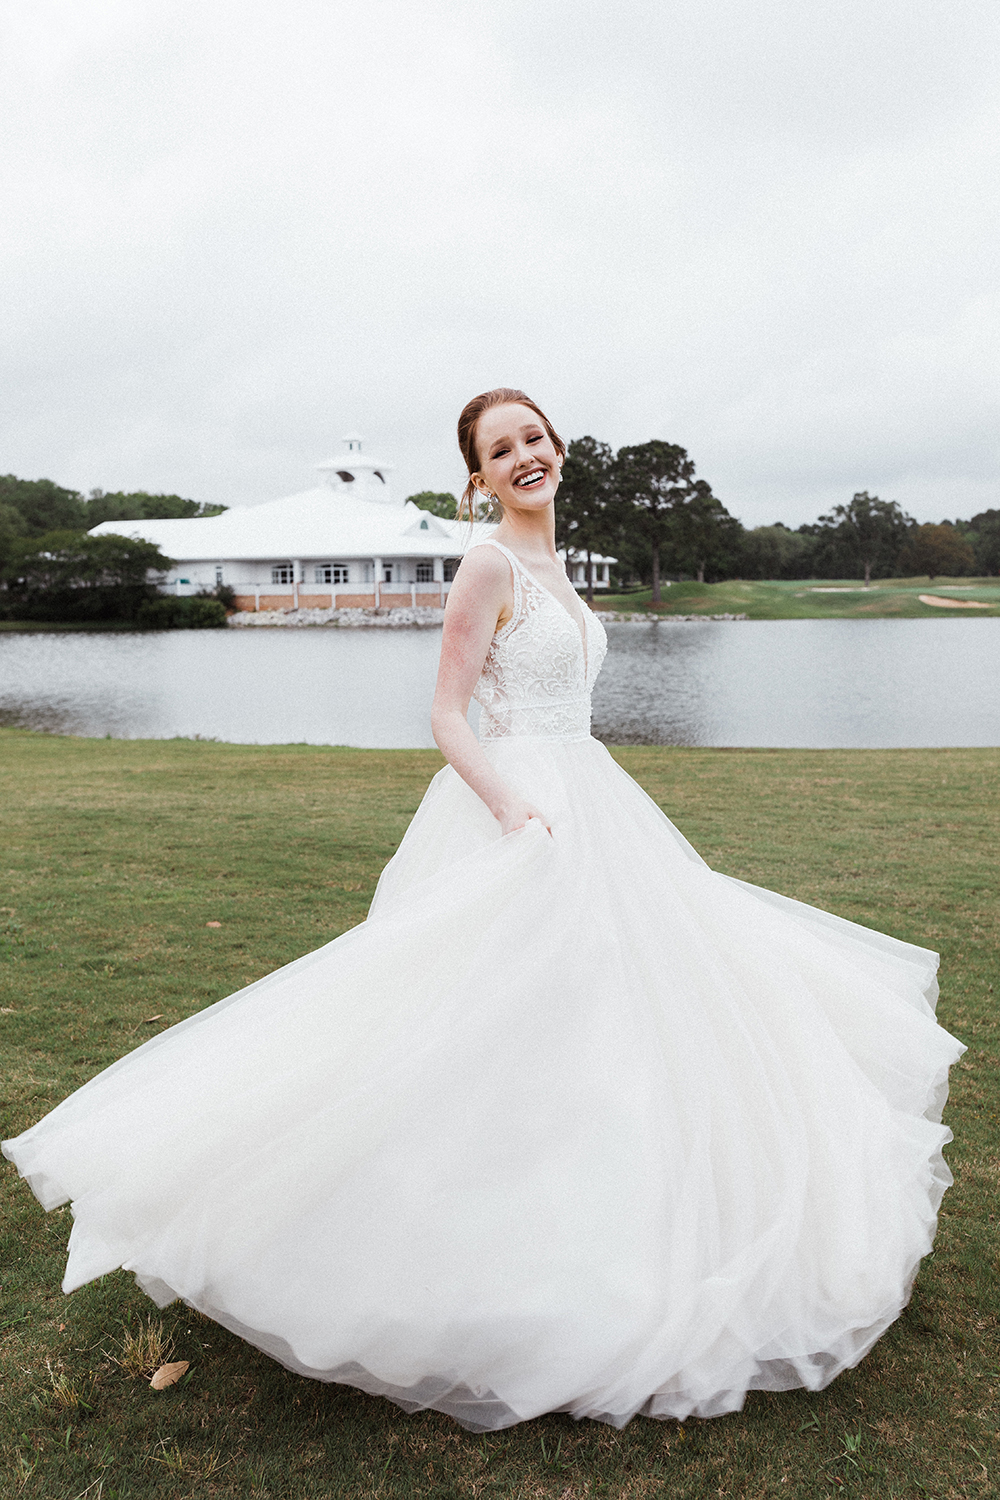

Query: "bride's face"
left=472, top=403, right=562, bottom=514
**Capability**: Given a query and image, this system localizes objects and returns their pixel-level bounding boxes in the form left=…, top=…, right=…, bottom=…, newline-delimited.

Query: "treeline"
left=0, top=474, right=225, bottom=548
left=739, top=508, right=999, bottom=587
left=4, top=454, right=998, bottom=626
left=552, top=439, right=1000, bottom=597
left=0, top=474, right=228, bottom=626
left=414, top=444, right=1000, bottom=598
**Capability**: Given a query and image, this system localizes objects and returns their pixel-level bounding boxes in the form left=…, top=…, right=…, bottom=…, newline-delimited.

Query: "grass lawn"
left=1, top=729, right=996, bottom=1499
left=596, top=578, right=1000, bottom=620
left=0, top=622, right=149, bottom=633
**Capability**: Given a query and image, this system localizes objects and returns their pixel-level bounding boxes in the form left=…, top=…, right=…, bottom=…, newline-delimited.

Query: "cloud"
left=1, top=0, right=997, bottom=526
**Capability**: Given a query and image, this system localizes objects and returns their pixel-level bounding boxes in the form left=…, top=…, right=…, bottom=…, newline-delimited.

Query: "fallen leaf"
left=206, top=921, right=222, bottom=928
left=143, top=1015, right=164, bottom=1024
left=150, top=1360, right=189, bottom=1390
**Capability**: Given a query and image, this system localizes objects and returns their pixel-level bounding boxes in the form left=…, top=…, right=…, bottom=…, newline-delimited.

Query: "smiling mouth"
left=514, top=468, right=546, bottom=489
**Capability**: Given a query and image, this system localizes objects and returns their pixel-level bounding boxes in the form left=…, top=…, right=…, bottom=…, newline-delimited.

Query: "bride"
left=3, top=388, right=963, bottom=1431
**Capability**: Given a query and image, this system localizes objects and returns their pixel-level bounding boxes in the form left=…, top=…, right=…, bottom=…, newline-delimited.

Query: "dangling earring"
left=480, top=490, right=502, bottom=523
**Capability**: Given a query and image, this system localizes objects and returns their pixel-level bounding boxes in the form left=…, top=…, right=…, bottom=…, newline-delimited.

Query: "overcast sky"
left=2, top=0, right=998, bottom=528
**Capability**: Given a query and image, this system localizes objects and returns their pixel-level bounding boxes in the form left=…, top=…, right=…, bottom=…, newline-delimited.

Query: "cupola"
left=315, top=434, right=398, bottom=506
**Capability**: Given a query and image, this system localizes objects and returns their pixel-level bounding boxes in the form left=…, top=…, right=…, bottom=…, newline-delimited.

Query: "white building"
left=88, top=435, right=614, bottom=610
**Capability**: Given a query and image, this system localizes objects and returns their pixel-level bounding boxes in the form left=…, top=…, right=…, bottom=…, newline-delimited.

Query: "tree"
left=1, top=531, right=174, bottom=623
left=812, top=492, right=913, bottom=585
left=0, top=474, right=85, bottom=535
left=955, top=509, right=1000, bottom=575
left=740, top=524, right=818, bottom=580
left=0, top=475, right=226, bottom=535
left=406, top=491, right=459, bottom=519
left=0, top=501, right=27, bottom=570
left=554, top=437, right=617, bottom=603
left=898, top=523, right=976, bottom=580
left=670, top=479, right=743, bottom=584
left=83, top=490, right=226, bottom=525
left=614, top=442, right=694, bottom=603
left=613, top=442, right=738, bottom=601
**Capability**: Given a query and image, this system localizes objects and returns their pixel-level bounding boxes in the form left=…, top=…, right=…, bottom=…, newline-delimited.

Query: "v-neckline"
left=494, top=543, right=589, bottom=673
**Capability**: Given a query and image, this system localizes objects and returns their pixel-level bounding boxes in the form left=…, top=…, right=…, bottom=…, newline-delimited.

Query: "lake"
left=1, top=619, right=998, bottom=749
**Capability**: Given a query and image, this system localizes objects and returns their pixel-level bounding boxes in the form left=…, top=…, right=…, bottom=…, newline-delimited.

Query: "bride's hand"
left=497, top=799, right=552, bottom=837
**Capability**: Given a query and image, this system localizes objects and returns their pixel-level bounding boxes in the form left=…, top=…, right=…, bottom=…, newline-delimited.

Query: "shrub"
left=136, top=596, right=228, bottom=630
left=0, top=530, right=173, bottom=622
left=197, top=583, right=237, bottom=611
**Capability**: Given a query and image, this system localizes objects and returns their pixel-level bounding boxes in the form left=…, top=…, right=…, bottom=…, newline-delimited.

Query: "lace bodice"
left=471, top=540, right=607, bottom=742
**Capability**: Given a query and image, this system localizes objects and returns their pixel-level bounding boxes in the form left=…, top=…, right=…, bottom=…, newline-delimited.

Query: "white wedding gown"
left=4, top=540, right=964, bottom=1430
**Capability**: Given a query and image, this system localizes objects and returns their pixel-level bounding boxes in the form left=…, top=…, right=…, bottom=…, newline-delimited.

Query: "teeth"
left=516, top=470, right=544, bottom=487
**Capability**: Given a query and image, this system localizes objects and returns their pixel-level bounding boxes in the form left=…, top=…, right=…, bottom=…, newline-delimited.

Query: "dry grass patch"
left=112, top=1319, right=175, bottom=1381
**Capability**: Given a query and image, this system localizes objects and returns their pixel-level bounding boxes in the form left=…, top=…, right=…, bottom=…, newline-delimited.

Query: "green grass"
left=596, top=577, right=1000, bottom=619
left=0, top=620, right=153, bottom=633
left=1, top=729, right=997, bottom=1499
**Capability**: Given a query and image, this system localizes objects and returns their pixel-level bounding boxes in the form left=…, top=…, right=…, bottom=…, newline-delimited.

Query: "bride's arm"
left=431, top=549, right=551, bottom=835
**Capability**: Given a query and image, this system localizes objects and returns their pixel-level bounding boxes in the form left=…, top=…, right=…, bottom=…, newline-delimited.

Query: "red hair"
left=456, top=388, right=565, bottom=523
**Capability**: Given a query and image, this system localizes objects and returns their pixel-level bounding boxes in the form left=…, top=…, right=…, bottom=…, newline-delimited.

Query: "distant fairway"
left=597, top=576, right=1000, bottom=619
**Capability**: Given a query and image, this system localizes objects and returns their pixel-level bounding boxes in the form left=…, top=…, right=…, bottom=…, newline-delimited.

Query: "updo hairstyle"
left=456, top=388, right=566, bottom=523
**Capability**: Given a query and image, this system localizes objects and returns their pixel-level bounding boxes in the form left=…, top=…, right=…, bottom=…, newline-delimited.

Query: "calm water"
left=0, top=619, right=998, bottom=749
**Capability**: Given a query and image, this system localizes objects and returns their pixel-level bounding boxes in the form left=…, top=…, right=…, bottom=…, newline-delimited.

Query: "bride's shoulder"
left=443, top=545, right=515, bottom=634
left=452, top=544, right=511, bottom=587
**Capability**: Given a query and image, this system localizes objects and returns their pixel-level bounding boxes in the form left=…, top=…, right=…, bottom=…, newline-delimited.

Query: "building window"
left=271, top=564, right=295, bottom=584
left=415, top=561, right=433, bottom=582
left=419, top=517, right=429, bottom=530
left=315, top=564, right=350, bottom=585
left=215, top=566, right=223, bottom=586
left=382, top=563, right=394, bottom=583
left=443, top=558, right=459, bottom=582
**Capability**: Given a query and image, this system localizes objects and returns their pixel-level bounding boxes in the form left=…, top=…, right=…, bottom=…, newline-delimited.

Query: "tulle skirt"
left=3, top=736, right=963, bottom=1429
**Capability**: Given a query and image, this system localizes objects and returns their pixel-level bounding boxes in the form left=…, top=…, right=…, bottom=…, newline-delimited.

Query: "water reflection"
left=0, top=630, right=444, bottom=748
left=591, top=619, right=1000, bottom=748
left=0, top=619, right=998, bottom=749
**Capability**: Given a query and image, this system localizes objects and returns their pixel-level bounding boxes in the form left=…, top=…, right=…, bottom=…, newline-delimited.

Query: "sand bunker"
left=918, top=594, right=991, bottom=609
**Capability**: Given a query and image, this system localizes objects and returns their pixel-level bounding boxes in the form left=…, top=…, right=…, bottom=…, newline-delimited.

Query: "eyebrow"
left=488, top=423, right=543, bottom=453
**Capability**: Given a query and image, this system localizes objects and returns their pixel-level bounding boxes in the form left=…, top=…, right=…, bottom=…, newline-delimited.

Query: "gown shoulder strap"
left=472, top=538, right=519, bottom=567
left=468, top=539, right=524, bottom=631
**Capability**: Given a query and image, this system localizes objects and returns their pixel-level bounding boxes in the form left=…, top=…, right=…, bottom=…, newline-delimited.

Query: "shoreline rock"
left=227, top=606, right=446, bottom=628
left=227, top=606, right=750, bottom=629
left=592, top=611, right=749, bottom=623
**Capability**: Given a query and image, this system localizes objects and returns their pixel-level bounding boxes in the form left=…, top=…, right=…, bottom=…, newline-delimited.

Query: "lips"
left=514, top=468, right=546, bottom=489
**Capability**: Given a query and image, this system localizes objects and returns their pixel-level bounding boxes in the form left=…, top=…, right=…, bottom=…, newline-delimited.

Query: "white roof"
left=89, top=488, right=489, bottom=562
left=88, top=471, right=616, bottom=567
